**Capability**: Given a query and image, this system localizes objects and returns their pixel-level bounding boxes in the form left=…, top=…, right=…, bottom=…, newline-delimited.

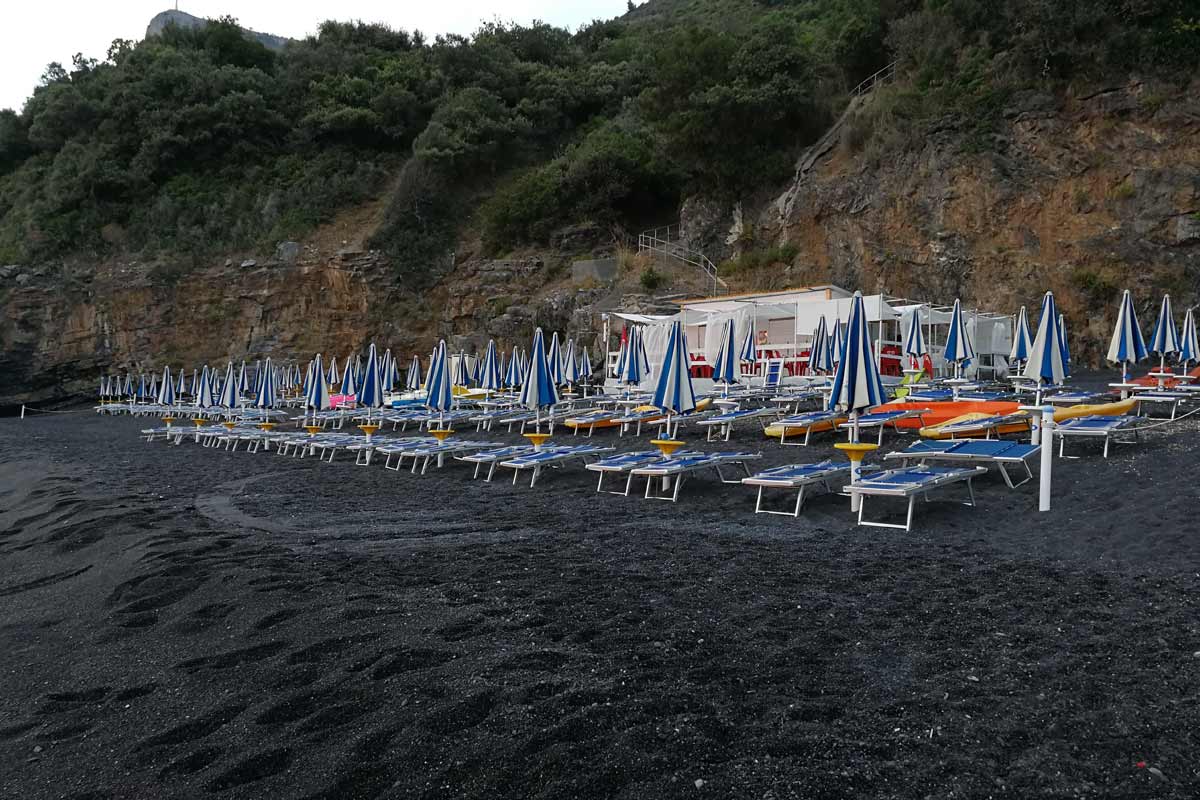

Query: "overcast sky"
left=0, top=1, right=641, bottom=112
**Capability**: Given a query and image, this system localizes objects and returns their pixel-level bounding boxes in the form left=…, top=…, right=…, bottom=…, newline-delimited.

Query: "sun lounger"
left=585, top=449, right=704, bottom=495
left=630, top=452, right=763, bottom=502
left=499, top=445, right=616, bottom=487
left=378, top=440, right=493, bottom=474
left=837, top=409, right=929, bottom=445
left=885, top=439, right=1040, bottom=488
left=845, top=466, right=988, bottom=531
left=467, top=409, right=517, bottom=432
left=614, top=408, right=668, bottom=437
left=455, top=445, right=537, bottom=481
left=771, top=410, right=846, bottom=446
left=1044, top=391, right=1101, bottom=405
left=921, top=412, right=1030, bottom=440
left=563, top=409, right=619, bottom=437
left=904, top=388, right=954, bottom=402
left=1055, top=415, right=1143, bottom=458
left=693, top=408, right=773, bottom=441
left=741, top=461, right=851, bottom=516
left=1133, top=392, right=1188, bottom=420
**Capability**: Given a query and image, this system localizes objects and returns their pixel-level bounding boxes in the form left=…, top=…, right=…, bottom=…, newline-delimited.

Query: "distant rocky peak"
left=145, top=9, right=291, bottom=51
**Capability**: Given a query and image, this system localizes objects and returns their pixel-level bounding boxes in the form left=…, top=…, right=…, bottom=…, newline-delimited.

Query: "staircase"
left=637, top=225, right=727, bottom=297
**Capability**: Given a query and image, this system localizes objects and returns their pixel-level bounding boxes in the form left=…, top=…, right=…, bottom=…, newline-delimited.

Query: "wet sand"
left=1, top=399, right=1199, bottom=798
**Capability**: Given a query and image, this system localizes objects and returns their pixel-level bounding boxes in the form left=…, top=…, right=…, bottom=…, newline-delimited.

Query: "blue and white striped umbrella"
left=809, top=317, right=832, bottom=375
left=98, top=376, right=107, bottom=398
left=425, top=340, right=454, bottom=417
left=652, top=320, right=696, bottom=417
left=712, top=319, right=738, bottom=386
left=254, top=357, right=276, bottom=409
left=406, top=355, right=421, bottom=391
left=478, top=340, right=502, bottom=393
left=176, top=368, right=187, bottom=397
left=562, top=339, right=578, bottom=386
left=471, top=355, right=482, bottom=385
left=519, top=328, right=560, bottom=414
left=1010, top=305, right=1032, bottom=365
left=1057, top=313, right=1071, bottom=377
left=137, top=374, right=148, bottom=401
left=828, top=291, right=887, bottom=436
left=903, top=309, right=927, bottom=362
left=305, top=354, right=331, bottom=412
left=577, top=347, right=593, bottom=382
left=149, top=372, right=159, bottom=398
left=327, top=358, right=339, bottom=387
left=454, top=351, right=473, bottom=388
left=829, top=319, right=844, bottom=366
left=1022, top=292, right=1067, bottom=389
left=739, top=324, right=758, bottom=367
left=358, top=343, right=384, bottom=412
left=379, top=349, right=395, bottom=392
left=503, top=346, right=523, bottom=388
left=237, top=361, right=249, bottom=396
left=943, top=299, right=975, bottom=377
left=1150, top=294, right=1179, bottom=370
left=1107, top=289, right=1147, bottom=381
left=1178, top=308, right=1198, bottom=368
left=340, top=356, right=357, bottom=396
left=156, top=366, right=175, bottom=406
left=618, top=326, right=646, bottom=387
left=194, top=366, right=215, bottom=408
left=546, top=332, right=564, bottom=386
left=301, top=361, right=312, bottom=399
left=218, top=362, right=240, bottom=408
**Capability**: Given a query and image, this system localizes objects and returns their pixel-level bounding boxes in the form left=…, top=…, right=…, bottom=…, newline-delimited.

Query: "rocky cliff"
left=145, top=10, right=292, bottom=51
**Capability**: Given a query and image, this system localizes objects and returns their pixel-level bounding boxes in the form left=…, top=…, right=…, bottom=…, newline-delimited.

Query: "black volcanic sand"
left=2, top=398, right=1199, bottom=798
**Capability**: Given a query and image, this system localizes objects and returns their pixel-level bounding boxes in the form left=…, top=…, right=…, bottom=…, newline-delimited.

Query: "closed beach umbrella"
left=478, top=340, right=502, bottom=393
left=1107, top=289, right=1147, bottom=382
left=1022, top=292, right=1067, bottom=397
left=454, top=351, right=473, bottom=388
left=1178, top=308, right=1198, bottom=369
left=829, top=319, right=845, bottom=366
left=519, top=328, right=559, bottom=425
left=137, top=374, right=148, bottom=402
left=562, top=339, right=578, bottom=386
left=358, top=343, right=384, bottom=416
left=503, top=346, right=523, bottom=389
left=943, top=299, right=975, bottom=380
left=218, top=362, right=240, bottom=409
left=340, top=356, right=357, bottom=397
left=156, top=366, right=175, bottom=406
left=712, top=318, right=738, bottom=388
left=546, top=332, right=564, bottom=386
left=828, top=291, right=887, bottom=508
left=740, top=324, right=758, bottom=369
left=176, top=369, right=187, bottom=398
left=254, top=357, right=276, bottom=409
left=1150, top=294, right=1179, bottom=371
left=237, top=361, right=249, bottom=396
left=195, top=367, right=215, bottom=409
left=1010, top=305, right=1032, bottom=367
left=379, top=349, right=395, bottom=392
left=618, top=326, right=646, bottom=389
left=809, top=317, right=832, bottom=375
left=1057, top=313, right=1071, bottom=377
left=903, top=309, right=928, bottom=368
left=652, top=320, right=697, bottom=422
left=305, top=354, right=331, bottom=413
left=425, top=341, right=454, bottom=422
left=578, top=347, right=594, bottom=383
left=406, top=355, right=421, bottom=391
left=149, top=372, right=158, bottom=399
left=327, top=358, right=339, bottom=387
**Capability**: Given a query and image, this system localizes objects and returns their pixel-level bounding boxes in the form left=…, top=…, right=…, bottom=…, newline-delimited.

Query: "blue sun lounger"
left=1133, top=392, right=1188, bottom=420
left=845, top=465, right=988, bottom=531
left=379, top=440, right=494, bottom=474
left=925, top=412, right=1030, bottom=440
left=837, top=408, right=929, bottom=445
left=455, top=445, right=537, bottom=481
left=1055, top=415, right=1143, bottom=458
left=1044, top=391, right=1101, bottom=405
left=585, top=449, right=704, bottom=495
left=694, top=408, right=773, bottom=441
left=563, top=409, right=619, bottom=436
left=500, top=445, right=616, bottom=487
left=741, top=461, right=851, bottom=516
left=467, top=409, right=517, bottom=432
left=630, top=452, right=762, bottom=502
left=885, top=439, right=1040, bottom=488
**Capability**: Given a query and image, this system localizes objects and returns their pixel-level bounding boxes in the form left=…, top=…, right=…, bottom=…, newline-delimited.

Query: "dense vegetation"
left=0, top=0, right=1195, bottom=275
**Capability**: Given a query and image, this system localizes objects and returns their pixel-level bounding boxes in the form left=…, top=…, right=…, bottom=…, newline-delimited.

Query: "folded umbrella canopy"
left=562, top=339, right=578, bottom=386
left=358, top=343, right=384, bottom=418
left=740, top=323, right=758, bottom=369
left=218, top=362, right=240, bottom=409
left=829, top=319, right=845, bottom=367
left=1107, top=289, right=1147, bottom=383
left=546, top=332, right=564, bottom=386
left=1150, top=293, right=1179, bottom=372
left=712, top=318, right=738, bottom=389
left=304, top=354, right=331, bottom=414
left=406, top=355, right=421, bottom=391
left=943, top=298, right=975, bottom=380
left=902, top=308, right=927, bottom=371
left=828, top=291, right=888, bottom=510
left=652, top=319, right=697, bottom=420
left=1022, top=292, right=1067, bottom=400
left=425, top=341, right=454, bottom=425
left=519, top=327, right=559, bottom=429
left=156, top=366, right=175, bottom=406
left=194, top=366, right=215, bottom=409
left=255, top=357, right=277, bottom=409
left=809, top=317, right=833, bottom=375
left=478, top=339, right=502, bottom=394
left=504, top=346, right=523, bottom=389
left=1179, top=308, right=1198, bottom=370
left=1010, top=305, right=1032, bottom=368
left=1057, top=313, right=1071, bottom=377
left=340, top=356, right=357, bottom=397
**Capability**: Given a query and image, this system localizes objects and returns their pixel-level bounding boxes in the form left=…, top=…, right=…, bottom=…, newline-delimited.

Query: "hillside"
left=1, top=0, right=1199, bottom=407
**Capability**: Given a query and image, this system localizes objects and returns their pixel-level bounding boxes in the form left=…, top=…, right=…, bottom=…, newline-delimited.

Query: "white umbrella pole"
left=849, top=409, right=862, bottom=512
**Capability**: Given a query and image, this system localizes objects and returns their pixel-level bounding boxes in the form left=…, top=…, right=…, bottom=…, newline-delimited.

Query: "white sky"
left=0, top=1, right=641, bottom=112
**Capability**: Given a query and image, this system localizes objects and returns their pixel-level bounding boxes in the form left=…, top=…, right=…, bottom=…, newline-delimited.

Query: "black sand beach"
left=2, top=402, right=1199, bottom=798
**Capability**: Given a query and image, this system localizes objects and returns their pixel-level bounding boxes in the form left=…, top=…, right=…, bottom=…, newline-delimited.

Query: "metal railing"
left=849, top=61, right=897, bottom=98
left=637, top=226, right=727, bottom=297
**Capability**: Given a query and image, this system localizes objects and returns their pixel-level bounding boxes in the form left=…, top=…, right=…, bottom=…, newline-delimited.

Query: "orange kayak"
left=876, top=400, right=1020, bottom=429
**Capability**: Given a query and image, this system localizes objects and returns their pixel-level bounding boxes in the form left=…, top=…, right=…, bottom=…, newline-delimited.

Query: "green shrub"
left=639, top=266, right=665, bottom=291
